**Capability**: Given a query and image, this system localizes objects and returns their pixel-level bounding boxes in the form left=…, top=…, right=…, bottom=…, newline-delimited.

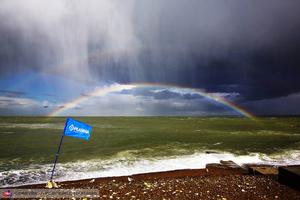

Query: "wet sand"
left=10, top=165, right=300, bottom=200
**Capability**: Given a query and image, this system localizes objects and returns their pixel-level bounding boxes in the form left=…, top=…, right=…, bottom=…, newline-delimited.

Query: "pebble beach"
left=10, top=166, right=300, bottom=200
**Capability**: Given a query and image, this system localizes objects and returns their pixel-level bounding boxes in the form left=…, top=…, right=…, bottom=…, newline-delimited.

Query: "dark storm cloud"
left=243, top=93, right=300, bottom=115
left=128, top=0, right=300, bottom=101
left=118, top=87, right=203, bottom=100
left=0, top=14, right=56, bottom=74
left=136, top=94, right=233, bottom=116
left=0, top=0, right=300, bottom=102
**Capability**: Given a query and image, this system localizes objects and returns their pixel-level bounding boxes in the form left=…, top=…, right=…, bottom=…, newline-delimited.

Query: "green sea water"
left=0, top=116, right=300, bottom=186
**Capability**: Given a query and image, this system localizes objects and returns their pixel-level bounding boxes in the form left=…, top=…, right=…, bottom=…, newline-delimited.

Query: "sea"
left=0, top=116, right=300, bottom=187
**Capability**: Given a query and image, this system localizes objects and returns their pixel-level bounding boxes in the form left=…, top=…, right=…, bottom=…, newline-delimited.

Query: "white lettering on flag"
left=68, top=124, right=89, bottom=134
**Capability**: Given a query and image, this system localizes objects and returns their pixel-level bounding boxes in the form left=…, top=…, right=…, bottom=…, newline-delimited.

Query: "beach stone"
left=8, top=167, right=300, bottom=200
left=128, top=177, right=133, bottom=182
left=143, top=182, right=152, bottom=188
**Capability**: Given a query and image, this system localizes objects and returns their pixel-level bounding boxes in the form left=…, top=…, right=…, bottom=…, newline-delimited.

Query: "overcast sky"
left=0, top=0, right=300, bottom=116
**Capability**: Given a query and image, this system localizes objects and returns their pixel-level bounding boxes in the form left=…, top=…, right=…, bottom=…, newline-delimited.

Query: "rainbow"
left=48, top=83, right=255, bottom=120
left=48, top=84, right=135, bottom=116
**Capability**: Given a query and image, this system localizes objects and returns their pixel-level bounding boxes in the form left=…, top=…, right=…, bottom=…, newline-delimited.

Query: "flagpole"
left=49, top=118, right=91, bottom=182
left=50, top=133, right=64, bottom=181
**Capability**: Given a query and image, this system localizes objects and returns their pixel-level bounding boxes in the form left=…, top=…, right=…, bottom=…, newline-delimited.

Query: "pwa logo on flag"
left=64, top=118, right=92, bottom=140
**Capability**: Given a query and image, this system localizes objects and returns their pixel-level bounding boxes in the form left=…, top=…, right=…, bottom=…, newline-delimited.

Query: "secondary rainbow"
left=48, top=83, right=255, bottom=120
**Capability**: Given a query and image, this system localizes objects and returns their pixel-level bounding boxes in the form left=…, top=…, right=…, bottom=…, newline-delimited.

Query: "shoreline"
left=3, top=150, right=300, bottom=189
left=13, top=167, right=242, bottom=189
left=0, top=162, right=277, bottom=189
left=3, top=163, right=300, bottom=199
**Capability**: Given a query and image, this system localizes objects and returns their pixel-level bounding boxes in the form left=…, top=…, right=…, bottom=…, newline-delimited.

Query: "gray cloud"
left=0, top=89, right=26, bottom=97
left=4, top=84, right=298, bottom=116
left=0, top=96, right=48, bottom=115
left=65, top=87, right=237, bottom=116
left=0, top=0, right=300, bottom=104
left=117, top=87, right=203, bottom=100
left=0, top=99, right=13, bottom=102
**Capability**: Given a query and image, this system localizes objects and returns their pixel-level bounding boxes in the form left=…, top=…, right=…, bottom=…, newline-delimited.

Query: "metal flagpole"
left=50, top=133, right=65, bottom=181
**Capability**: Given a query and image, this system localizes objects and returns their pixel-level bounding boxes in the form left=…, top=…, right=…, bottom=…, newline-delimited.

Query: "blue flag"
left=63, top=118, right=92, bottom=140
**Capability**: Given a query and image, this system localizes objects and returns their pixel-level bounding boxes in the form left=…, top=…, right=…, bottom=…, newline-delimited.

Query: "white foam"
left=70, top=152, right=298, bottom=180
left=0, top=123, right=64, bottom=130
left=2, top=150, right=300, bottom=188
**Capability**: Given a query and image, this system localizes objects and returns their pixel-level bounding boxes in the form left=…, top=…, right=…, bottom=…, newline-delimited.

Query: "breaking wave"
left=1, top=150, right=300, bottom=188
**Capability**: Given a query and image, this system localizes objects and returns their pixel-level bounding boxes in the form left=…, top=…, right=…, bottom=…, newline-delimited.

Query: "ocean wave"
left=1, top=150, right=300, bottom=188
left=229, top=130, right=300, bottom=136
left=0, top=123, right=64, bottom=130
